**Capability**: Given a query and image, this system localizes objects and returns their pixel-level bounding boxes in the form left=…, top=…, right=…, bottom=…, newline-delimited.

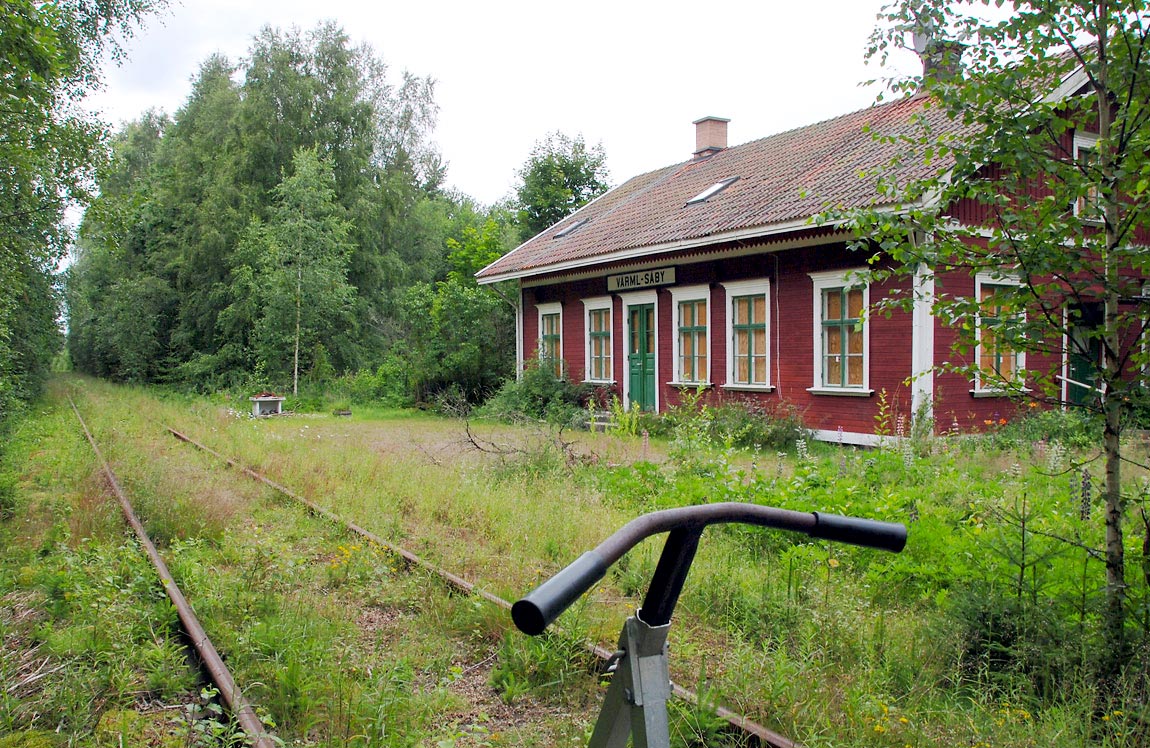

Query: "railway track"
left=63, top=391, right=799, bottom=747
left=69, top=396, right=277, bottom=748
left=164, top=425, right=799, bottom=748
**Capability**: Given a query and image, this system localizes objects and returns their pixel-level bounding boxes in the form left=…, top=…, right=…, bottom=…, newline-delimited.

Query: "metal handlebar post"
left=511, top=504, right=907, bottom=748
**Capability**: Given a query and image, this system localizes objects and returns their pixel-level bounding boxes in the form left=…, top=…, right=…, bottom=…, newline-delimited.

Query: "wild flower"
left=1080, top=468, right=1093, bottom=520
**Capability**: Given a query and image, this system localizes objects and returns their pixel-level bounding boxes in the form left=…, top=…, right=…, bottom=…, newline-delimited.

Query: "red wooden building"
left=475, top=66, right=1142, bottom=445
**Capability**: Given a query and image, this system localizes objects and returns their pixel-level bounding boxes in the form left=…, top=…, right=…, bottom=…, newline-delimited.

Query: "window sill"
left=806, top=387, right=875, bottom=398
left=667, top=381, right=711, bottom=389
left=721, top=384, right=775, bottom=393
left=583, top=379, right=617, bottom=386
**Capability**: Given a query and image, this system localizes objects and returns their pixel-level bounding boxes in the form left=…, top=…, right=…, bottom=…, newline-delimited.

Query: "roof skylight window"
left=553, top=218, right=588, bottom=238
left=686, top=177, right=739, bottom=205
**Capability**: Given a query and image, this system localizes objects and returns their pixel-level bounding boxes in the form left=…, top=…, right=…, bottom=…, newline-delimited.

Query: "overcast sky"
left=85, top=0, right=924, bottom=207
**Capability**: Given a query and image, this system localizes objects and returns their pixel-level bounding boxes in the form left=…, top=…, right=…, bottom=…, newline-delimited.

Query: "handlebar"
left=511, top=503, right=906, bottom=635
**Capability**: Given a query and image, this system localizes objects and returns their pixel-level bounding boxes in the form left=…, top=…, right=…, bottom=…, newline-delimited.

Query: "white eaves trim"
left=1043, top=66, right=1090, bottom=105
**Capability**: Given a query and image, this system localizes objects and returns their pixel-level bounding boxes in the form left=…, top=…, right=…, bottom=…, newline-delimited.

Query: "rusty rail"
left=167, top=425, right=800, bottom=748
left=68, top=398, right=276, bottom=748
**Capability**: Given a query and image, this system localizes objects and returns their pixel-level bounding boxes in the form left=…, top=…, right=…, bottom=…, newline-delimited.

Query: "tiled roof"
left=477, top=94, right=965, bottom=281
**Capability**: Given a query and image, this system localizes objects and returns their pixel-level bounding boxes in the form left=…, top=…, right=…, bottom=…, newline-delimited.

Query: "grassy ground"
left=0, top=378, right=599, bottom=747
left=2, top=375, right=1148, bottom=747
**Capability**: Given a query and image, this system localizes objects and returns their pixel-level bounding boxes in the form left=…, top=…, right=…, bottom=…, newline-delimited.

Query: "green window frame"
left=975, top=278, right=1023, bottom=390
left=821, top=286, right=865, bottom=388
left=588, top=307, right=612, bottom=381
left=539, top=307, right=562, bottom=377
left=677, top=299, right=708, bottom=383
left=732, top=294, right=768, bottom=385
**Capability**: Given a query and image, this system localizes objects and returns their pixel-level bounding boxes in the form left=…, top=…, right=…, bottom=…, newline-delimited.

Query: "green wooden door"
left=628, top=304, right=655, bottom=411
left=1067, top=303, right=1103, bottom=406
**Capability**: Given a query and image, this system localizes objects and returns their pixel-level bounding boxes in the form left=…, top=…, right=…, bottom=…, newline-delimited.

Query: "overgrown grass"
left=0, top=377, right=597, bottom=746
left=3, top=375, right=1149, bottom=747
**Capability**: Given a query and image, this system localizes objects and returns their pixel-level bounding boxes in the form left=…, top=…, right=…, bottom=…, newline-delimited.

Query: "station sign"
left=607, top=267, right=676, bottom=292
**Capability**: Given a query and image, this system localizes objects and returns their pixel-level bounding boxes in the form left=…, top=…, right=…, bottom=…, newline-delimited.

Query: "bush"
left=992, top=407, right=1099, bottom=451
left=329, top=358, right=411, bottom=408
left=641, top=390, right=809, bottom=451
left=478, top=361, right=592, bottom=426
left=948, top=584, right=1080, bottom=699
left=709, top=399, right=809, bottom=450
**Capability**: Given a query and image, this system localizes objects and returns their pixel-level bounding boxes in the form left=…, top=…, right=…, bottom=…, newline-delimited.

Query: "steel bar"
left=514, top=504, right=906, bottom=635
left=69, top=398, right=276, bottom=748
left=638, top=527, right=702, bottom=628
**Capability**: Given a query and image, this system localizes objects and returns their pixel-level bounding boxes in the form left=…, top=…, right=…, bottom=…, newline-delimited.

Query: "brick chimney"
left=912, top=26, right=966, bottom=84
left=693, top=116, right=730, bottom=159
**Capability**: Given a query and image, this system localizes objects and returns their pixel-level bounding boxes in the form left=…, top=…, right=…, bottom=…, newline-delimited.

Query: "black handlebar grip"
left=811, top=512, right=907, bottom=552
left=511, top=551, right=608, bottom=635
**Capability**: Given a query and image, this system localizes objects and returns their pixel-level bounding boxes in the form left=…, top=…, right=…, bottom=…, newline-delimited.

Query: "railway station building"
left=475, top=61, right=1146, bottom=446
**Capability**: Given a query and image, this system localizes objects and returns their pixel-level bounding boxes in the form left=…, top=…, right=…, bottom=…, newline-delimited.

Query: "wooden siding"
left=518, top=236, right=1140, bottom=438
left=521, top=242, right=922, bottom=437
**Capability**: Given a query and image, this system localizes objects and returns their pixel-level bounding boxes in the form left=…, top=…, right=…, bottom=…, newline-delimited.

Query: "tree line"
left=63, top=23, right=609, bottom=402
left=0, top=0, right=172, bottom=441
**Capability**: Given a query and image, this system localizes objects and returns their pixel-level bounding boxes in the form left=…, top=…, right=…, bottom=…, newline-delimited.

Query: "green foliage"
left=329, top=359, right=411, bottom=407
left=854, top=0, right=1150, bottom=679
left=991, top=407, right=1101, bottom=452
left=393, top=278, right=515, bottom=404
left=667, top=670, right=743, bottom=748
left=0, top=732, right=58, bottom=748
left=515, top=132, right=610, bottom=241
left=10, top=380, right=1150, bottom=746
left=641, top=391, right=809, bottom=452
left=1, top=0, right=164, bottom=437
left=607, top=395, right=640, bottom=437
left=242, top=146, right=356, bottom=393
left=4, top=538, right=199, bottom=733
left=445, top=214, right=515, bottom=281
left=479, top=360, right=592, bottom=426
left=66, top=22, right=463, bottom=392
left=490, top=630, right=596, bottom=705
left=0, top=471, right=17, bottom=521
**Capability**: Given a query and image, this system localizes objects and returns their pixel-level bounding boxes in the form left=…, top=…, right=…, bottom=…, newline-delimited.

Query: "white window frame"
left=808, top=269, right=872, bottom=396
left=536, top=302, right=563, bottom=377
left=1073, top=131, right=1101, bottom=221
left=973, top=272, right=1025, bottom=396
left=668, top=285, right=711, bottom=386
left=721, top=279, right=773, bottom=391
left=582, top=296, right=614, bottom=383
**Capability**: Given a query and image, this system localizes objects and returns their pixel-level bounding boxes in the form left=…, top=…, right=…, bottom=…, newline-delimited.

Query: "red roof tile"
left=477, top=94, right=964, bottom=281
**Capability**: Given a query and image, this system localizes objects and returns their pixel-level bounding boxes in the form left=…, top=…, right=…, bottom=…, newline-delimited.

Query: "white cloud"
left=87, top=0, right=922, bottom=206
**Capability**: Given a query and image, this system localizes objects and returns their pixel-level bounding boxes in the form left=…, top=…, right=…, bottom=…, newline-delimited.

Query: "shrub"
left=709, top=399, right=809, bottom=451
left=329, top=358, right=411, bottom=408
left=992, top=407, right=1099, bottom=451
left=644, top=391, right=809, bottom=451
left=478, top=360, right=592, bottom=426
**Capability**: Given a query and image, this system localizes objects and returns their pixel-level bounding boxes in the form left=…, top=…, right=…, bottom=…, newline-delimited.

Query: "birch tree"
left=250, top=148, right=355, bottom=394
left=851, top=0, right=1150, bottom=681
